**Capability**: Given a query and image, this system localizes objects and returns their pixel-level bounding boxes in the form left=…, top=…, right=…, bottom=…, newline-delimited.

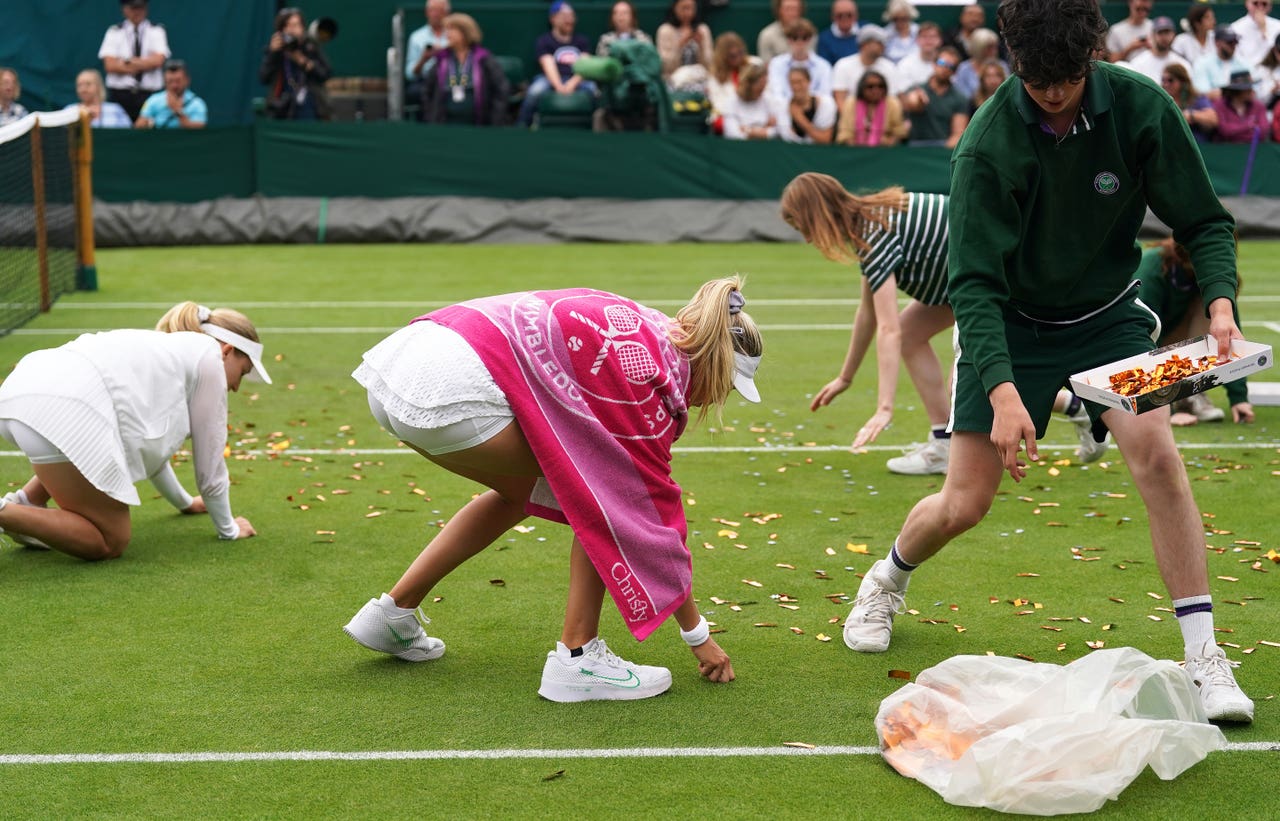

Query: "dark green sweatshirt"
left=948, top=61, right=1238, bottom=394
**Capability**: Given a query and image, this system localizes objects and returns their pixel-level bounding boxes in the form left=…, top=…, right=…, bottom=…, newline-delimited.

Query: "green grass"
left=1, top=242, right=1278, bottom=819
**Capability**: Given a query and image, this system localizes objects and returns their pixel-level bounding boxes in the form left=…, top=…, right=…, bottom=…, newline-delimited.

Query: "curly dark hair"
left=996, top=0, right=1106, bottom=88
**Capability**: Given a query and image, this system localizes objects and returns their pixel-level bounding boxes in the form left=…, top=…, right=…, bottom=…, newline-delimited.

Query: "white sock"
left=1173, top=595, right=1215, bottom=658
left=379, top=592, right=415, bottom=615
left=879, top=543, right=916, bottom=591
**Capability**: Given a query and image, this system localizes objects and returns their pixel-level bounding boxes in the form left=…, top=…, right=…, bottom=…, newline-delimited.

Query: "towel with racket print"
left=425, top=290, right=692, bottom=641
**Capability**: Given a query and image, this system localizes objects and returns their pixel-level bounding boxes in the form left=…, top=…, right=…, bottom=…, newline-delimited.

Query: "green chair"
left=495, top=55, right=527, bottom=113
left=534, top=91, right=596, bottom=130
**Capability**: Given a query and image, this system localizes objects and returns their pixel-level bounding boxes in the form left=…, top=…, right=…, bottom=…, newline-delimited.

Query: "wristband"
left=680, top=615, right=710, bottom=647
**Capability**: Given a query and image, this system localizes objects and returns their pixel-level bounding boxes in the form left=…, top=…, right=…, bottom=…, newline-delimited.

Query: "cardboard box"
left=1248, top=382, right=1280, bottom=407
left=1069, top=336, right=1273, bottom=415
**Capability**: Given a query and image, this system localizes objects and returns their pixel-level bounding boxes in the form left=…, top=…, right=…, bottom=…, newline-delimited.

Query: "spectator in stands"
left=656, top=0, right=713, bottom=86
left=406, top=0, right=450, bottom=105
left=952, top=28, right=1007, bottom=99
left=881, top=0, right=919, bottom=64
left=943, top=3, right=985, bottom=59
left=817, top=0, right=861, bottom=64
left=261, top=7, right=333, bottom=120
left=1209, top=70, right=1268, bottom=142
left=518, top=1, right=594, bottom=126
left=776, top=66, right=835, bottom=143
left=758, top=0, right=807, bottom=63
left=707, top=33, right=750, bottom=133
left=896, top=21, right=942, bottom=89
left=0, top=68, right=29, bottom=126
left=832, top=25, right=901, bottom=107
left=1193, top=27, right=1249, bottom=99
left=901, top=45, right=968, bottom=148
left=969, top=60, right=1007, bottom=114
left=64, top=69, right=132, bottom=128
left=134, top=60, right=206, bottom=129
left=1124, top=16, right=1189, bottom=85
left=836, top=69, right=908, bottom=145
left=1255, top=34, right=1280, bottom=105
left=1161, top=63, right=1216, bottom=143
left=767, top=19, right=832, bottom=100
left=420, top=13, right=509, bottom=126
left=596, top=1, right=653, bottom=57
left=98, top=0, right=170, bottom=122
left=1230, top=0, right=1280, bottom=66
left=1173, top=5, right=1216, bottom=66
left=722, top=61, right=777, bottom=139
left=1107, top=0, right=1154, bottom=63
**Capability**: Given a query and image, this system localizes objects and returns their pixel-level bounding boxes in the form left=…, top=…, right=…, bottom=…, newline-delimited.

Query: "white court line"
left=0, top=741, right=1274, bottom=765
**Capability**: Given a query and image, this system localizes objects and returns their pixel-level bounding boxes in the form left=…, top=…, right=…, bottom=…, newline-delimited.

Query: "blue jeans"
left=518, top=76, right=597, bottom=126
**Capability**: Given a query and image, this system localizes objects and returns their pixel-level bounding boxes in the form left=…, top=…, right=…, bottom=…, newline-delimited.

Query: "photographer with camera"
left=260, top=7, right=332, bottom=120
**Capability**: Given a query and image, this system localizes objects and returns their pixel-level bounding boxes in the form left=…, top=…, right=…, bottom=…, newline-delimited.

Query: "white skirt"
left=352, top=321, right=510, bottom=430
left=0, top=348, right=138, bottom=504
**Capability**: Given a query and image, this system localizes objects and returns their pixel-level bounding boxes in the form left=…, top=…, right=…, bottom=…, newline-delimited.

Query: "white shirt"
left=884, top=23, right=918, bottom=64
left=1124, top=50, right=1190, bottom=86
left=98, top=19, right=170, bottom=91
left=1254, top=62, right=1280, bottom=101
left=775, top=93, right=837, bottom=142
left=766, top=52, right=834, bottom=100
left=1106, top=19, right=1154, bottom=59
left=1230, top=14, right=1280, bottom=65
left=722, top=95, right=778, bottom=139
left=406, top=23, right=449, bottom=80
left=832, top=54, right=903, bottom=96
left=1172, top=31, right=1216, bottom=65
left=895, top=49, right=935, bottom=89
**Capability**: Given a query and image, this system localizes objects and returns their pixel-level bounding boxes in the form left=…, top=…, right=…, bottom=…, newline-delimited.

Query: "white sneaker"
left=342, top=593, right=445, bottom=662
left=538, top=637, right=672, bottom=702
left=886, top=436, right=949, bottom=475
left=1066, top=405, right=1109, bottom=464
left=1185, top=641, right=1254, bottom=723
left=1177, top=392, right=1225, bottom=423
left=1, top=491, right=50, bottom=550
left=843, top=559, right=907, bottom=653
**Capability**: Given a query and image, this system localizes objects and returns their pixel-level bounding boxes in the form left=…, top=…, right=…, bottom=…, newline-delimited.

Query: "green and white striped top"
left=858, top=192, right=950, bottom=307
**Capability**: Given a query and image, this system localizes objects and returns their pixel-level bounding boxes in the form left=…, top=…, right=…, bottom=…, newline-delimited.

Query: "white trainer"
left=1184, top=641, right=1254, bottom=723
left=1, top=491, right=50, bottom=550
left=1177, top=392, right=1225, bottom=423
left=538, top=637, right=672, bottom=702
left=1066, top=405, right=1109, bottom=464
left=843, top=559, right=907, bottom=653
left=342, top=593, right=445, bottom=662
left=886, top=436, right=949, bottom=475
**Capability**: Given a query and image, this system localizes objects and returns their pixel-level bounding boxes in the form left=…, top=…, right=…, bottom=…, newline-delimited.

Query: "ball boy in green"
left=841, top=0, right=1255, bottom=724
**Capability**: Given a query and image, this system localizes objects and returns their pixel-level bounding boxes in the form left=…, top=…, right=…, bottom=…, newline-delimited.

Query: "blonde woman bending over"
left=0, top=302, right=268, bottom=559
left=343, top=277, right=763, bottom=703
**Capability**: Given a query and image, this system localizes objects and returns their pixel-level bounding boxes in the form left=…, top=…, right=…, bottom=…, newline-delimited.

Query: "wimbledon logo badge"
left=1094, top=172, right=1119, bottom=196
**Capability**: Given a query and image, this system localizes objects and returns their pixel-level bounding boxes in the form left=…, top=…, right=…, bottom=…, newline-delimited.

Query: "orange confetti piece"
left=888, top=670, right=912, bottom=680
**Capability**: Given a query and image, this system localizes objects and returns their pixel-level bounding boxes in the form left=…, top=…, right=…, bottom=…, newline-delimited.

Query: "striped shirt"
left=859, top=192, right=950, bottom=306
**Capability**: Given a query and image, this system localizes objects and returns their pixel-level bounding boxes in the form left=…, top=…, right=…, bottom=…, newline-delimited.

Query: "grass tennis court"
left=1, top=241, right=1277, bottom=819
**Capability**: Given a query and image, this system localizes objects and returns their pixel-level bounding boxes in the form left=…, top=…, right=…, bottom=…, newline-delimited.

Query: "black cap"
left=1215, top=26, right=1240, bottom=45
left=1223, top=70, right=1254, bottom=92
left=121, top=0, right=149, bottom=7
left=163, top=58, right=186, bottom=72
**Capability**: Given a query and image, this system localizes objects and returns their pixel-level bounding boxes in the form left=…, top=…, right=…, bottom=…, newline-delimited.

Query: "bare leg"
left=561, top=537, right=606, bottom=647
left=1103, top=407, right=1208, bottom=599
left=895, top=431, right=1006, bottom=565
left=20, top=476, right=50, bottom=507
left=897, top=302, right=956, bottom=427
left=0, top=462, right=132, bottom=560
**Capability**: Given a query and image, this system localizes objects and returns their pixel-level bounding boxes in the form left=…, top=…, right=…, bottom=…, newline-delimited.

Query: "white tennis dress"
left=0, top=330, right=239, bottom=538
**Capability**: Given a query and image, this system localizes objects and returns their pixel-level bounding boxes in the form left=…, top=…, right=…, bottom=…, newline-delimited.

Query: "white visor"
left=201, top=323, right=272, bottom=384
left=733, top=351, right=762, bottom=403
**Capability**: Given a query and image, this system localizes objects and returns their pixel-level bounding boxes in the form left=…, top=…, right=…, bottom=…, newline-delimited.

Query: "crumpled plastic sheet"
left=875, top=647, right=1226, bottom=815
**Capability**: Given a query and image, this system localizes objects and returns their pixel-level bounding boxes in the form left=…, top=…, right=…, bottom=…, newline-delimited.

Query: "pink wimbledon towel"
left=426, top=289, right=692, bottom=641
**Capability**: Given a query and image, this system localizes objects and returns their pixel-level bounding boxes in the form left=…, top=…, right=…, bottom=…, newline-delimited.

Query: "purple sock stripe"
left=889, top=545, right=917, bottom=572
left=1175, top=602, right=1214, bottom=617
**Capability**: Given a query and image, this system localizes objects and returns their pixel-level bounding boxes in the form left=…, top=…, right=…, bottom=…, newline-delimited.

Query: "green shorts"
left=952, top=293, right=1160, bottom=439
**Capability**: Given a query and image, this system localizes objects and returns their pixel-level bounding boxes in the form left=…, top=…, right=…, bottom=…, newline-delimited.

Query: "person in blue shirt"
left=817, top=0, right=862, bottom=64
left=135, top=59, right=206, bottom=129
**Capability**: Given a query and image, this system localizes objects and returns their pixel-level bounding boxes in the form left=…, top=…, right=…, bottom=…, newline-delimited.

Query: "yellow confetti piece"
left=1057, top=643, right=1067, bottom=651
left=815, top=633, right=832, bottom=642
left=846, top=543, right=869, bottom=554
left=314, top=529, right=335, bottom=535
left=364, top=511, right=382, bottom=518
left=717, top=529, right=739, bottom=539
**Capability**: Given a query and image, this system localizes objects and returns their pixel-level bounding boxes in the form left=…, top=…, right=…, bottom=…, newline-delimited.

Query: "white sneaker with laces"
left=885, top=436, right=949, bottom=475
left=538, top=637, right=672, bottom=702
left=1181, top=392, right=1225, bottom=423
left=1185, top=641, right=1254, bottom=723
left=1, top=491, right=51, bottom=549
left=342, top=593, right=445, bottom=662
left=843, top=559, right=907, bottom=653
left=1066, top=406, right=1109, bottom=464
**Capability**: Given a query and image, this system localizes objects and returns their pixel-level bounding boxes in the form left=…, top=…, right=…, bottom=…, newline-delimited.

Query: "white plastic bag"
left=876, top=647, right=1226, bottom=815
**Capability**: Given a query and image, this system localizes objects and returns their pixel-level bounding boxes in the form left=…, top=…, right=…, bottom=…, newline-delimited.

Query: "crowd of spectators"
left=9, top=0, right=1280, bottom=147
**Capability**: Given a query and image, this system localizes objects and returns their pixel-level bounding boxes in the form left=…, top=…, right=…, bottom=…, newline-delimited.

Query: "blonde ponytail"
left=156, top=301, right=261, bottom=343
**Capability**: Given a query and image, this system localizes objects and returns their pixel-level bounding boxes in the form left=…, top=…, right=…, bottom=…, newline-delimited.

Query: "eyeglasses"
left=936, top=59, right=957, bottom=70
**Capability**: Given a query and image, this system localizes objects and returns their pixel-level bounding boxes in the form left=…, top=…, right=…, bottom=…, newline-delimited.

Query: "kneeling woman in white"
left=0, top=302, right=268, bottom=560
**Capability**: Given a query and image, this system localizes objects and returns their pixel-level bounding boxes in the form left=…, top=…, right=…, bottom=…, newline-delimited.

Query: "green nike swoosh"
left=579, top=668, right=641, bottom=688
left=387, top=624, right=416, bottom=648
